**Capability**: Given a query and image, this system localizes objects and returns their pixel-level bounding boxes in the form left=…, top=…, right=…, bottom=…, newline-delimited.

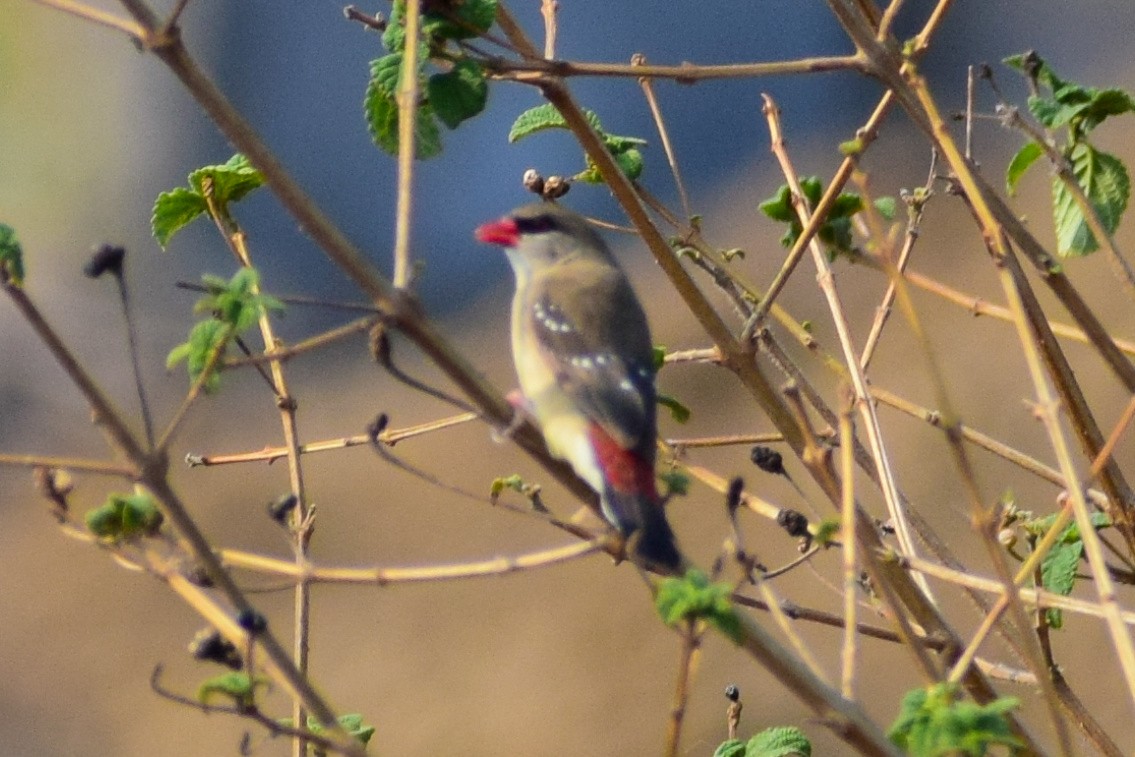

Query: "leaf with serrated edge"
left=746, top=725, right=812, bottom=757
left=428, top=60, right=488, bottom=129
left=509, top=103, right=602, bottom=143
left=1052, top=144, right=1130, bottom=256
left=152, top=188, right=207, bottom=248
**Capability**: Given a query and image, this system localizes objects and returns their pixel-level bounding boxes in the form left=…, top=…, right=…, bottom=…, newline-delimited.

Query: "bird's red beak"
left=474, top=217, right=520, bottom=247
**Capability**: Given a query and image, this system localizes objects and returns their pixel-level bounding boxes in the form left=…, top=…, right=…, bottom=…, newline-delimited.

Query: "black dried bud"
left=724, top=684, right=740, bottom=702
left=236, top=609, right=268, bottom=635
left=84, top=244, right=125, bottom=278
left=726, top=477, right=744, bottom=516
left=185, top=563, right=214, bottom=587
left=776, top=508, right=809, bottom=538
left=267, top=493, right=299, bottom=524
left=750, top=446, right=785, bottom=475
left=367, top=413, right=389, bottom=446
left=189, top=628, right=243, bottom=669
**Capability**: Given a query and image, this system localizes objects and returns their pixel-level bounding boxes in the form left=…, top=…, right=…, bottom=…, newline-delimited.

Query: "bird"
left=476, top=202, right=683, bottom=574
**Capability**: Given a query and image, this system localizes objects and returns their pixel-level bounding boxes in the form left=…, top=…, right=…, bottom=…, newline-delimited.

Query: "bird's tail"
left=605, top=487, right=684, bottom=575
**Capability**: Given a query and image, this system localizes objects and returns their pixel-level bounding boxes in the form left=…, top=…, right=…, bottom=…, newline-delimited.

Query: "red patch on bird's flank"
left=587, top=424, right=658, bottom=501
left=475, top=217, right=520, bottom=247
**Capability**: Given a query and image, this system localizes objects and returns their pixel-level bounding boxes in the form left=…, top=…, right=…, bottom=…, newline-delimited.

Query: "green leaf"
left=713, top=740, right=747, bottom=757
left=651, top=345, right=667, bottom=371
left=747, top=725, right=812, bottom=757
left=612, top=146, right=644, bottom=181
left=758, top=184, right=795, bottom=223
left=168, top=319, right=228, bottom=393
left=873, top=196, right=898, bottom=221
left=381, top=1, right=406, bottom=51
left=152, top=187, right=208, bottom=249
left=0, top=223, right=25, bottom=286
left=284, top=713, right=377, bottom=745
left=657, top=393, right=691, bottom=424
left=1040, top=541, right=1082, bottom=628
left=1052, top=143, right=1129, bottom=256
left=655, top=569, right=743, bottom=643
left=1006, top=141, right=1044, bottom=195
left=428, top=59, right=488, bottom=129
left=197, top=672, right=269, bottom=709
left=85, top=490, right=164, bottom=540
left=365, top=55, right=443, bottom=159
left=188, top=154, right=264, bottom=207
left=659, top=470, right=690, bottom=497
left=888, top=683, right=1023, bottom=757
left=811, top=518, right=841, bottom=547
left=421, top=0, right=498, bottom=40
left=508, top=103, right=602, bottom=143
left=759, top=178, right=866, bottom=259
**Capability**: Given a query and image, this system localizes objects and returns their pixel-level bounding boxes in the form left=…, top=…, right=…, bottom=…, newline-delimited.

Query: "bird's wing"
left=530, top=264, right=656, bottom=453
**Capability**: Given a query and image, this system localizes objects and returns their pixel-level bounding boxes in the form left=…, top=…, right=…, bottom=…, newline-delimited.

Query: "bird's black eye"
left=513, top=214, right=558, bottom=234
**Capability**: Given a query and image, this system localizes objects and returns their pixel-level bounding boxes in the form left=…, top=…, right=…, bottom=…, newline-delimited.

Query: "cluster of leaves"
left=888, top=683, right=1022, bottom=757
left=655, top=569, right=743, bottom=643
left=0, top=223, right=25, bottom=286
left=151, top=154, right=266, bottom=248
left=365, top=0, right=497, bottom=159
left=1004, top=52, right=1135, bottom=256
left=509, top=103, right=648, bottom=182
left=715, top=726, right=812, bottom=757
left=759, top=177, right=896, bottom=260
left=166, top=268, right=283, bottom=392
left=278, top=713, right=377, bottom=752
left=1020, top=509, right=1111, bottom=628
left=85, top=488, right=164, bottom=540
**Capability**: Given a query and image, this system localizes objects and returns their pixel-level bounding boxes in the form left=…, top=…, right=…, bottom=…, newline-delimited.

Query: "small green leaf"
left=655, top=569, right=743, bottom=643
left=508, top=103, right=602, bottom=143
left=152, top=187, right=208, bottom=249
left=747, top=725, right=812, bottom=757
left=657, top=393, right=691, bottom=424
left=873, top=196, right=898, bottom=221
left=428, top=59, right=488, bottom=129
left=365, top=54, right=443, bottom=159
left=659, top=470, right=690, bottom=497
left=197, top=672, right=269, bottom=708
left=612, top=146, right=644, bottom=181
left=0, top=223, right=25, bottom=286
left=651, top=345, right=667, bottom=371
left=1006, top=141, right=1044, bottom=195
left=1040, top=541, right=1082, bottom=628
left=188, top=154, right=264, bottom=207
left=758, top=184, right=795, bottom=223
left=712, top=739, right=747, bottom=757
left=85, top=489, right=164, bottom=540
left=1052, top=143, right=1129, bottom=256
left=888, top=683, right=1022, bottom=757
left=286, top=713, right=377, bottom=745
left=811, top=518, right=841, bottom=547
left=421, top=0, right=498, bottom=40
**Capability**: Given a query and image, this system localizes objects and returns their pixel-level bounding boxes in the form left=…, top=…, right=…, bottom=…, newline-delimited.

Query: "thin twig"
left=663, top=622, right=700, bottom=757
left=482, top=54, right=866, bottom=82
left=838, top=383, right=858, bottom=698
left=392, top=0, right=421, bottom=290
left=31, top=0, right=144, bottom=38
left=221, top=536, right=606, bottom=584
left=635, top=53, right=692, bottom=221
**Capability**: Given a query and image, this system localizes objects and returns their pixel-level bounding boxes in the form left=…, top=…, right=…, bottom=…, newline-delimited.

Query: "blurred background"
left=2, top=1, right=1135, bottom=754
